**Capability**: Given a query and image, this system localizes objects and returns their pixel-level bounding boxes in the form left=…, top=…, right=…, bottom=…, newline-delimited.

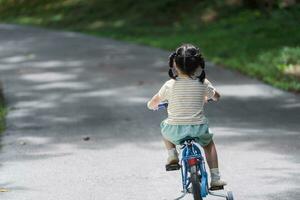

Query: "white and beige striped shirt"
left=158, top=77, right=215, bottom=125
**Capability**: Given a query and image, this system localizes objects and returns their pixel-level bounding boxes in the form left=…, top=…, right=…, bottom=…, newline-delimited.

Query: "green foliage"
left=279, top=47, right=300, bottom=66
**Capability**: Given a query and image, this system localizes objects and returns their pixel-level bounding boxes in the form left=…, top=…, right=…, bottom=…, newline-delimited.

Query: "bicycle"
left=158, top=102, right=234, bottom=200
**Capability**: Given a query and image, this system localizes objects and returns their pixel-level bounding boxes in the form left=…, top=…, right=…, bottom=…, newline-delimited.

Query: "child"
left=147, top=44, right=226, bottom=188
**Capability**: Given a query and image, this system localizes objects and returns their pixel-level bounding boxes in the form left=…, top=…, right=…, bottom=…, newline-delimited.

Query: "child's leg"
left=163, top=138, right=178, bottom=160
left=163, top=138, right=179, bottom=169
left=163, top=138, right=176, bottom=150
left=203, top=140, right=218, bottom=169
left=203, top=140, right=226, bottom=187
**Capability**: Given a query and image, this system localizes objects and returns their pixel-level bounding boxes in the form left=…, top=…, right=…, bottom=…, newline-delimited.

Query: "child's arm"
left=205, top=78, right=220, bottom=102
left=147, top=79, right=174, bottom=110
left=147, top=93, right=161, bottom=110
left=205, top=90, right=220, bottom=102
left=212, top=90, right=221, bottom=101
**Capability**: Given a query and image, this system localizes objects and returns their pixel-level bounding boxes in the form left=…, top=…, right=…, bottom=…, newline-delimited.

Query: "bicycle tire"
left=190, top=165, right=202, bottom=200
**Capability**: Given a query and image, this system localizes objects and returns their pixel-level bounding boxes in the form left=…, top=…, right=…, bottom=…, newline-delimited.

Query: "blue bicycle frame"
left=180, top=139, right=209, bottom=198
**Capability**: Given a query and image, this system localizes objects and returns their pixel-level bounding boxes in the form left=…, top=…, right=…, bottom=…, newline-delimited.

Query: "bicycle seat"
left=179, top=136, right=199, bottom=145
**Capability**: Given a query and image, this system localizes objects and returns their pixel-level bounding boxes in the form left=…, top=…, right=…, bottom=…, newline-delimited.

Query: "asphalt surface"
left=0, top=24, right=300, bottom=200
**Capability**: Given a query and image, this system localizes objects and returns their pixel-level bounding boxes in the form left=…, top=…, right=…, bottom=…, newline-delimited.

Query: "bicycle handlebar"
left=157, top=99, right=214, bottom=110
left=158, top=102, right=168, bottom=110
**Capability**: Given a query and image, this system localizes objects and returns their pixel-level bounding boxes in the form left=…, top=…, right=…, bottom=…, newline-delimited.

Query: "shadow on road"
left=0, top=24, right=299, bottom=160
left=0, top=24, right=299, bottom=200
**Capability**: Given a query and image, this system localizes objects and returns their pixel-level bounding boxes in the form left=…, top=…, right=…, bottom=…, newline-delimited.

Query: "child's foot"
left=165, top=148, right=180, bottom=171
left=210, top=179, right=227, bottom=188
left=167, top=154, right=179, bottom=164
left=165, top=155, right=180, bottom=171
left=209, top=168, right=227, bottom=190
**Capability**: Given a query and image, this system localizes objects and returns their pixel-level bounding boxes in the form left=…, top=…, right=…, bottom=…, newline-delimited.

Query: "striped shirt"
left=158, top=77, right=215, bottom=125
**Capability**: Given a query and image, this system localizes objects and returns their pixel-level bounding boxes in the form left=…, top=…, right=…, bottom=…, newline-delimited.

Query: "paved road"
left=0, top=24, right=299, bottom=200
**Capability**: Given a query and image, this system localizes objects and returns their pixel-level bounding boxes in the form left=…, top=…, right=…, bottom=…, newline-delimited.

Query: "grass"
left=0, top=0, right=299, bottom=91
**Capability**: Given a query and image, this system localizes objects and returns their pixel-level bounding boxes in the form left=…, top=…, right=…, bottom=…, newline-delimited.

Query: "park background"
left=0, top=0, right=300, bottom=90
left=0, top=0, right=300, bottom=144
left=0, top=1, right=299, bottom=199
left=0, top=0, right=300, bottom=141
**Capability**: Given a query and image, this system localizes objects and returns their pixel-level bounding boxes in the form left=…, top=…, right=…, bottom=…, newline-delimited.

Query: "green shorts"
left=160, top=120, right=213, bottom=146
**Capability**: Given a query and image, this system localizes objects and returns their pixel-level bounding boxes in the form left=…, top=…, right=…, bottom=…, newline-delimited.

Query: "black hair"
left=168, top=44, right=205, bottom=83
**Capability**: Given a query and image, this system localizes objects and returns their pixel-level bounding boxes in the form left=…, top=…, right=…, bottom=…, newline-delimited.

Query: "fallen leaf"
left=0, top=188, right=9, bottom=192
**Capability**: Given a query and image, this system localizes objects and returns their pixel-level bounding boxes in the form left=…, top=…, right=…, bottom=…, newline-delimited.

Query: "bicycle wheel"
left=190, top=165, right=202, bottom=200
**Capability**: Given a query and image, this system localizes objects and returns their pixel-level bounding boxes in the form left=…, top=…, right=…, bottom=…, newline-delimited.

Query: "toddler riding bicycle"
left=147, top=44, right=226, bottom=189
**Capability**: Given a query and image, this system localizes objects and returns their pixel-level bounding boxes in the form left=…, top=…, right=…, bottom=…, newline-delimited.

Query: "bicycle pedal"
left=209, top=186, right=224, bottom=191
left=166, top=163, right=181, bottom=171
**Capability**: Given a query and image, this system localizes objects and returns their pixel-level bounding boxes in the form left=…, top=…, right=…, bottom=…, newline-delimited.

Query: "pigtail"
left=168, top=68, right=177, bottom=79
left=197, top=70, right=206, bottom=83
left=168, top=52, right=177, bottom=80
left=197, top=53, right=206, bottom=83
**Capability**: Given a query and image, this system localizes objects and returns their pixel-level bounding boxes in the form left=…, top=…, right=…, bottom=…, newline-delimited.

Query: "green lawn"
left=0, top=0, right=299, bottom=91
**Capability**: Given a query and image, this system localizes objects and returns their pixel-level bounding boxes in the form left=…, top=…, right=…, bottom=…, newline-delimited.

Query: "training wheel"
left=226, top=191, right=234, bottom=200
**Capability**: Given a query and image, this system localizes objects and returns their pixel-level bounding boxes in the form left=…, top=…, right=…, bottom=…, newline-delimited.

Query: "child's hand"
left=147, top=101, right=158, bottom=110
left=204, top=96, right=208, bottom=103
left=147, top=93, right=161, bottom=110
left=205, top=90, right=220, bottom=103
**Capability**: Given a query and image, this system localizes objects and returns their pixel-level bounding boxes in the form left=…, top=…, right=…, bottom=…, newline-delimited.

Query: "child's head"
left=168, top=44, right=205, bottom=83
